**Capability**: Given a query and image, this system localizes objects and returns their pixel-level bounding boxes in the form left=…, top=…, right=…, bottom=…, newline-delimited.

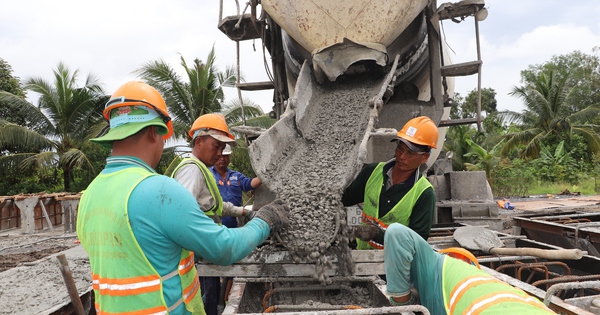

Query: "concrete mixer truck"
left=202, top=1, right=498, bottom=313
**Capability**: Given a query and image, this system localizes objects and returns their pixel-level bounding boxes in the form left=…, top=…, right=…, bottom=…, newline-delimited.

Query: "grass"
left=491, top=176, right=600, bottom=198
left=517, top=177, right=599, bottom=196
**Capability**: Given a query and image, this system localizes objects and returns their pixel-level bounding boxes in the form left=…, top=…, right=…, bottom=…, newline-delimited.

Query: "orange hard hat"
left=439, top=247, right=481, bottom=269
left=188, top=113, right=234, bottom=141
left=103, top=81, right=173, bottom=139
left=396, top=116, right=438, bottom=149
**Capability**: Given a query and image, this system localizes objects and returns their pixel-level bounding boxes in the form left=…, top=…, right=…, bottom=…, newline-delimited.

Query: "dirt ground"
left=0, top=229, right=79, bottom=272
left=0, top=194, right=599, bottom=314
left=2, top=195, right=600, bottom=273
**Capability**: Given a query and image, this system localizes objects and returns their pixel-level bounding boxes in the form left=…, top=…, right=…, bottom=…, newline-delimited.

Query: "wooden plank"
left=206, top=250, right=384, bottom=265
left=38, top=200, right=54, bottom=231
left=196, top=262, right=385, bottom=277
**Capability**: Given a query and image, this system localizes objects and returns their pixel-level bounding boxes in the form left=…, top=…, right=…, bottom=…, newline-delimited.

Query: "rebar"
left=544, top=280, right=600, bottom=306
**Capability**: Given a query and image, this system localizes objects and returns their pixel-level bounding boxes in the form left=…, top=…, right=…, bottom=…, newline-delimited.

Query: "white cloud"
left=2, top=1, right=600, bottom=116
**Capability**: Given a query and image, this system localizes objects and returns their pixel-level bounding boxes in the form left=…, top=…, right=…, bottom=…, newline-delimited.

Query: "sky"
left=1, top=0, right=600, bottom=115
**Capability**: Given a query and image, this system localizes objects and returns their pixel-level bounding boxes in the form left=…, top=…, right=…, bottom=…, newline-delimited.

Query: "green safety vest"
left=77, top=167, right=204, bottom=315
left=357, top=162, right=432, bottom=250
left=172, top=157, right=223, bottom=218
left=442, top=256, right=554, bottom=314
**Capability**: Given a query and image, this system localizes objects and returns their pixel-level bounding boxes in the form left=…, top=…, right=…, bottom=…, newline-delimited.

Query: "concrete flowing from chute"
left=250, top=66, right=385, bottom=281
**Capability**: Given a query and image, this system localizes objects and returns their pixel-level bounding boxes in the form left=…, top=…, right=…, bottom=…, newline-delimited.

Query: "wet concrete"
left=249, top=70, right=380, bottom=282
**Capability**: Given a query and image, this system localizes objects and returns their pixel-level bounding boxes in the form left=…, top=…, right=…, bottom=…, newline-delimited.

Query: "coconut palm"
left=0, top=62, right=106, bottom=192
left=500, top=69, right=600, bottom=159
left=135, top=48, right=240, bottom=140
left=222, top=97, right=276, bottom=130
left=463, top=138, right=504, bottom=181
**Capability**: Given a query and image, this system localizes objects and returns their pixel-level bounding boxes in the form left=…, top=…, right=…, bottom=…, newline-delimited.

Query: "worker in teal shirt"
left=384, top=223, right=557, bottom=314
left=78, top=81, right=290, bottom=315
left=210, top=144, right=262, bottom=228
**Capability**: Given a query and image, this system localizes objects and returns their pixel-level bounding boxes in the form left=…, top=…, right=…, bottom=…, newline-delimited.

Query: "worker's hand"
left=254, top=199, right=290, bottom=234
left=350, top=224, right=381, bottom=242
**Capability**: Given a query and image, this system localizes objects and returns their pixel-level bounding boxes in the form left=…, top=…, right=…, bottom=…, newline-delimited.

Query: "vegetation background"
left=1, top=47, right=600, bottom=198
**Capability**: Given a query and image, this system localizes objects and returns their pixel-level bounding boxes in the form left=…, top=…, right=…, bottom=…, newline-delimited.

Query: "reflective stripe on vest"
left=92, top=274, right=161, bottom=296
left=78, top=167, right=204, bottom=315
left=357, top=162, right=432, bottom=250
left=172, top=157, right=223, bottom=217
left=442, top=256, right=553, bottom=314
left=95, top=304, right=168, bottom=315
left=465, top=292, right=550, bottom=315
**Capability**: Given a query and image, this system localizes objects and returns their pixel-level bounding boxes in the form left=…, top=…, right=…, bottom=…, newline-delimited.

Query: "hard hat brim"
left=391, top=137, right=429, bottom=153
left=91, top=117, right=168, bottom=149
left=194, top=129, right=237, bottom=146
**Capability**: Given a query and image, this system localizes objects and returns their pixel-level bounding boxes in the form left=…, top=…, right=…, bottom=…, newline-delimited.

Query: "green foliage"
left=463, top=138, right=504, bottom=180
left=451, top=88, right=497, bottom=119
left=229, top=140, right=256, bottom=178
left=499, top=67, right=600, bottom=159
left=135, top=49, right=228, bottom=141
left=0, top=62, right=106, bottom=192
left=0, top=58, right=27, bottom=126
left=531, top=141, right=578, bottom=183
left=490, top=158, right=537, bottom=197
left=443, top=125, right=477, bottom=171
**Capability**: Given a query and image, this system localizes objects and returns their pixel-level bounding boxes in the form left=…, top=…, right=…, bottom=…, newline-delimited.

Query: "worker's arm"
left=342, top=163, right=378, bottom=206
left=235, top=171, right=261, bottom=191
left=129, top=176, right=271, bottom=267
left=250, top=177, right=261, bottom=189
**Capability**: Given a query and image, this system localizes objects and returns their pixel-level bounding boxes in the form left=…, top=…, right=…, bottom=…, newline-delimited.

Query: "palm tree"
left=222, top=97, right=275, bottom=130
left=443, top=124, right=478, bottom=171
left=0, top=62, right=106, bottom=192
left=135, top=48, right=238, bottom=140
left=463, top=138, right=504, bottom=181
left=500, top=69, right=600, bottom=159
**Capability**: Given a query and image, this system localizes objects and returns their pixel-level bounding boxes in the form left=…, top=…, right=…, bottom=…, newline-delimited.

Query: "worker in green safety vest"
left=77, top=81, right=290, bottom=315
left=343, top=116, right=439, bottom=249
left=171, top=113, right=257, bottom=315
left=384, top=222, right=557, bottom=314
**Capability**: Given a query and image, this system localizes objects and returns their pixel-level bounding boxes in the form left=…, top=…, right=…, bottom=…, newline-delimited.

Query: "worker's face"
left=394, top=142, right=429, bottom=171
left=215, top=154, right=230, bottom=171
left=194, top=136, right=226, bottom=167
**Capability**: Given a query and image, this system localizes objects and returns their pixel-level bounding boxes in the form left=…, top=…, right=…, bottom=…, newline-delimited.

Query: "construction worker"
left=77, top=81, right=290, bottom=315
left=343, top=116, right=438, bottom=249
left=384, top=223, right=557, bottom=314
left=171, top=113, right=257, bottom=315
left=210, top=144, right=262, bottom=228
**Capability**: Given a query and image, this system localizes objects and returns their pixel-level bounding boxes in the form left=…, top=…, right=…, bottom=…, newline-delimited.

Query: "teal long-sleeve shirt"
left=98, top=157, right=270, bottom=314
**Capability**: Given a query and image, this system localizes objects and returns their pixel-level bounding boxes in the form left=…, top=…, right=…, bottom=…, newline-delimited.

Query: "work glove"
left=350, top=224, right=381, bottom=242
left=245, top=208, right=256, bottom=220
left=254, top=199, right=290, bottom=234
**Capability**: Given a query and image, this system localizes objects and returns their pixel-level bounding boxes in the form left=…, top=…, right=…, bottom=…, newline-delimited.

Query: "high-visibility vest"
left=172, top=157, right=223, bottom=217
left=442, top=256, right=555, bottom=314
left=357, top=162, right=432, bottom=249
left=78, top=167, right=204, bottom=315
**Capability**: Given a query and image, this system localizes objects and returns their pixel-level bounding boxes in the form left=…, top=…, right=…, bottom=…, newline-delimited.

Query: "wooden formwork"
left=0, top=193, right=81, bottom=233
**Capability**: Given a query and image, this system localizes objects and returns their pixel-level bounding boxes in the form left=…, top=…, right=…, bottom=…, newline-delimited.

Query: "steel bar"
left=545, top=281, right=600, bottom=306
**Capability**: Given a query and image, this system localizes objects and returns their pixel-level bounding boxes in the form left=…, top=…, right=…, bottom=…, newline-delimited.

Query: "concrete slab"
left=0, top=246, right=91, bottom=315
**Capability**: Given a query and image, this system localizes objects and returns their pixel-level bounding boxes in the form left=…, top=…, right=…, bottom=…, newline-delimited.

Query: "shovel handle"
left=489, top=247, right=583, bottom=260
